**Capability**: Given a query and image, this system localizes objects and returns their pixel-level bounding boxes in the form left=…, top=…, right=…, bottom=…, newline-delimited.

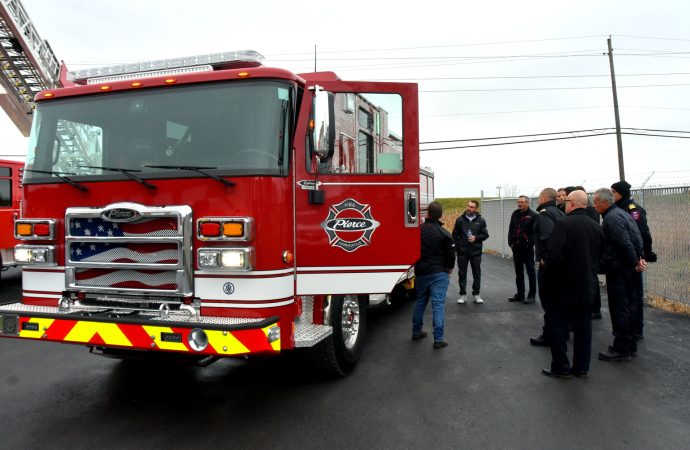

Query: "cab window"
left=310, top=93, right=403, bottom=175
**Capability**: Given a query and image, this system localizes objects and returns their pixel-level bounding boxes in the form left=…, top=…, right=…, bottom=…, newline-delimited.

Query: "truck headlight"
left=14, top=245, right=56, bottom=265
left=197, top=247, right=254, bottom=271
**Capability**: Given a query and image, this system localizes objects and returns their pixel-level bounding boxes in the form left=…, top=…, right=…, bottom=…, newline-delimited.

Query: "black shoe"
left=541, top=368, right=571, bottom=379
left=571, top=371, right=589, bottom=378
left=411, top=331, right=427, bottom=341
left=530, top=335, right=549, bottom=347
left=592, top=312, right=603, bottom=320
left=433, top=341, right=448, bottom=349
left=523, top=296, right=536, bottom=304
left=598, top=349, right=632, bottom=362
left=508, top=294, right=524, bottom=302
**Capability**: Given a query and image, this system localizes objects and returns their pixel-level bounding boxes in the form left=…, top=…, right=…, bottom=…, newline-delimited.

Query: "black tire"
left=391, top=284, right=411, bottom=305
left=312, top=294, right=367, bottom=377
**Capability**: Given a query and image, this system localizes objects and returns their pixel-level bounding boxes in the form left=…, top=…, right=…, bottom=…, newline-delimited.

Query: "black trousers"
left=457, top=254, right=482, bottom=295
left=548, top=303, right=593, bottom=374
left=512, top=245, right=536, bottom=297
left=605, top=269, right=637, bottom=354
left=632, top=272, right=644, bottom=337
left=592, top=282, right=602, bottom=314
left=537, top=265, right=551, bottom=336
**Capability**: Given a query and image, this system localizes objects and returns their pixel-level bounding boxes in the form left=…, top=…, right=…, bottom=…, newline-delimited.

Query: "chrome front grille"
left=65, top=203, right=193, bottom=296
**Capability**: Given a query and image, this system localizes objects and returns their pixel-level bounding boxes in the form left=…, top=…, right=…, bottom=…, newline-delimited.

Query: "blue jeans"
left=412, top=272, right=450, bottom=342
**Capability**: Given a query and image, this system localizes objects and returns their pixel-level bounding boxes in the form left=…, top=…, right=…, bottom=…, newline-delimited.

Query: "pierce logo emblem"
left=100, top=208, right=141, bottom=223
left=321, top=198, right=380, bottom=252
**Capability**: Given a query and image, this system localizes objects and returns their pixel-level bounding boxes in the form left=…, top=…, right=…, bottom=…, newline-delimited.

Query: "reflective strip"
left=9, top=317, right=279, bottom=355
left=262, top=325, right=281, bottom=352
left=142, top=325, right=188, bottom=352
left=63, top=322, right=133, bottom=346
left=206, top=330, right=250, bottom=355
left=18, top=318, right=55, bottom=339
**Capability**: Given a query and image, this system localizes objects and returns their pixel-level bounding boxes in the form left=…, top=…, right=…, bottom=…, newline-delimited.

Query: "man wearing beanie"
left=610, top=180, right=656, bottom=341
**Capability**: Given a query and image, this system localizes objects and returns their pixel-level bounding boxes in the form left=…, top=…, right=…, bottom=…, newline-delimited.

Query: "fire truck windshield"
left=24, top=80, right=292, bottom=183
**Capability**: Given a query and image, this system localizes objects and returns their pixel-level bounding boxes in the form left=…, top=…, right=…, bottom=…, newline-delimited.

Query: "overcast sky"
left=3, top=0, right=689, bottom=197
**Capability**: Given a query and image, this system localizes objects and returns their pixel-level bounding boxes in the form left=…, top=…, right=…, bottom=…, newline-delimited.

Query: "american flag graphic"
left=69, top=217, right=180, bottom=291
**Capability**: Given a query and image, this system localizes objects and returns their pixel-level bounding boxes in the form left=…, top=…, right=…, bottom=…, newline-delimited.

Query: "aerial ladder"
left=0, top=0, right=60, bottom=136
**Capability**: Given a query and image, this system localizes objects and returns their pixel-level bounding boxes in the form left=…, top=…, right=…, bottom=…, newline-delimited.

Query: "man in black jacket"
left=542, top=190, right=603, bottom=377
left=529, top=188, right=564, bottom=347
left=507, top=196, right=538, bottom=303
left=594, top=188, right=647, bottom=361
left=451, top=200, right=489, bottom=304
left=611, top=180, right=656, bottom=340
left=412, top=201, right=455, bottom=349
left=574, top=186, right=603, bottom=320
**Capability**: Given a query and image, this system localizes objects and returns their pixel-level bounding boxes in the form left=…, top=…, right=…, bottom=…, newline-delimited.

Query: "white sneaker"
left=457, top=295, right=466, bottom=304
left=474, top=295, right=484, bottom=304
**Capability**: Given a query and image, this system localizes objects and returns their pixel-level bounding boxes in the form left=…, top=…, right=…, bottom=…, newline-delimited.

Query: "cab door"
left=293, top=79, right=420, bottom=296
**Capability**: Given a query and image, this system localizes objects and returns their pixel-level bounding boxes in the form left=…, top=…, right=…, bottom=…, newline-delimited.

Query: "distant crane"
left=0, top=0, right=60, bottom=136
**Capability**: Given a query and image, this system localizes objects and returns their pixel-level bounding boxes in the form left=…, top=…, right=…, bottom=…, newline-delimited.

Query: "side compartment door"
left=293, top=81, right=420, bottom=296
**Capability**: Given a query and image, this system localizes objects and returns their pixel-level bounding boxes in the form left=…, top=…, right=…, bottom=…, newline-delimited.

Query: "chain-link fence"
left=476, top=187, right=690, bottom=309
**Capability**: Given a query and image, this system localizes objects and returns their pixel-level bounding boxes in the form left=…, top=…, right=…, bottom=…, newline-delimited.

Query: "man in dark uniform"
left=529, top=188, right=564, bottom=346
left=507, top=196, right=538, bottom=303
left=594, top=188, right=647, bottom=361
left=542, top=190, right=603, bottom=377
left=611, top=180, right=656, bottom=340
left=412, top=201, right=455, bottom=349
left=451, top=200, right=489, bottom=304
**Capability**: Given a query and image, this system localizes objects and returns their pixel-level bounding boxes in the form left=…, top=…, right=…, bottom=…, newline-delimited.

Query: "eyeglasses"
left=565, top=199, right=575, bottom=204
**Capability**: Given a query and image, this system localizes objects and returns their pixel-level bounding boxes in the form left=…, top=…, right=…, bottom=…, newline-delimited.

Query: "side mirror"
left=311, top=88, right=335, bottom=160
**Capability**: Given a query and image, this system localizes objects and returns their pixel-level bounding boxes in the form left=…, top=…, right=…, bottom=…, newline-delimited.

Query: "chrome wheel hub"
left=341, top=295, right=361, bottom=350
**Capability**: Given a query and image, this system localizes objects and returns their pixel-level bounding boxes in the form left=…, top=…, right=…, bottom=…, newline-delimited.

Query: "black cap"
left=611, top=180, right=631, bottom=198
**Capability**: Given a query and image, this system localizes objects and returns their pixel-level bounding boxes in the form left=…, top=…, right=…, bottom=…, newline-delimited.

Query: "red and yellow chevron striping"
left=16, top=316, right=280, bottom=356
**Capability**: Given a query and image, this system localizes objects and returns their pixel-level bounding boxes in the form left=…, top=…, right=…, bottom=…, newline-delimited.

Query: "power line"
left=420, top=127, right=690, bottom=150
left=421, top=128, right=612, bottom=144
left=421, top=82, right=690, bottom=92
left=422, top=105, right=690, bottom=118
left=267, top=35, right=607, bottom=56
left=420, top=132, right=615, bottom=151
left=623, top=127, right=690, bottom=134
left=617, top=34, right=690, bottom=43
left=422, top=106, right=611, bottom=117
left=622, top=131, right=690, bottom=139
left=379, top=72, right=690, bottom=81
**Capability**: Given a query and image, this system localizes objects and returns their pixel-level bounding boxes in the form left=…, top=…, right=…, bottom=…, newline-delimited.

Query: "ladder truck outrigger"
left=0, top=50, right=428, bottom=375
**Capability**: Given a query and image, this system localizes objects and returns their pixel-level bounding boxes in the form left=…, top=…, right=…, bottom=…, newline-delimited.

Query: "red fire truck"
left=0, top=50, right=426, bottom=375
left=0, top=159, right=23, bottom=280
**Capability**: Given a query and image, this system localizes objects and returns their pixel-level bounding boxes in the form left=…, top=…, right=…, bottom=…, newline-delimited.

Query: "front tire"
left=312, top=294, right=368, bottom=377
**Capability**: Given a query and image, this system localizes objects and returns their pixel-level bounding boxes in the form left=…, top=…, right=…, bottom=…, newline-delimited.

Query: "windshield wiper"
left=24, top=169, right=88, bottom=192
left=144, top=165, right=236, bottom=187
left=81, top=165, right=156, bottom=190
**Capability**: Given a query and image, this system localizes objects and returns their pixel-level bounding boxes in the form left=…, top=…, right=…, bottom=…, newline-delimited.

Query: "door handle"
left=407, top=191, right=418, bottom=224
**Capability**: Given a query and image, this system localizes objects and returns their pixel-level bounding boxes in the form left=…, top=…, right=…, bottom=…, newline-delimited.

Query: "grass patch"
left=647, top=293, right=690, bottom=316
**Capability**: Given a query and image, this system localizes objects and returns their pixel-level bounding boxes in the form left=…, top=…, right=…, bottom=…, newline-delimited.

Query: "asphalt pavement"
left=0, top=256, right=689, bottom=449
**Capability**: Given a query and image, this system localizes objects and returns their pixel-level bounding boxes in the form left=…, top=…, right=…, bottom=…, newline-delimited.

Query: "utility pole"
left=607, top=36, right=625, bottom=181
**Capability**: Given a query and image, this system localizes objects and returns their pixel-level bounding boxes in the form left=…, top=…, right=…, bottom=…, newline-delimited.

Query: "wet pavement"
left=0, top=257, right=689, bottom=449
